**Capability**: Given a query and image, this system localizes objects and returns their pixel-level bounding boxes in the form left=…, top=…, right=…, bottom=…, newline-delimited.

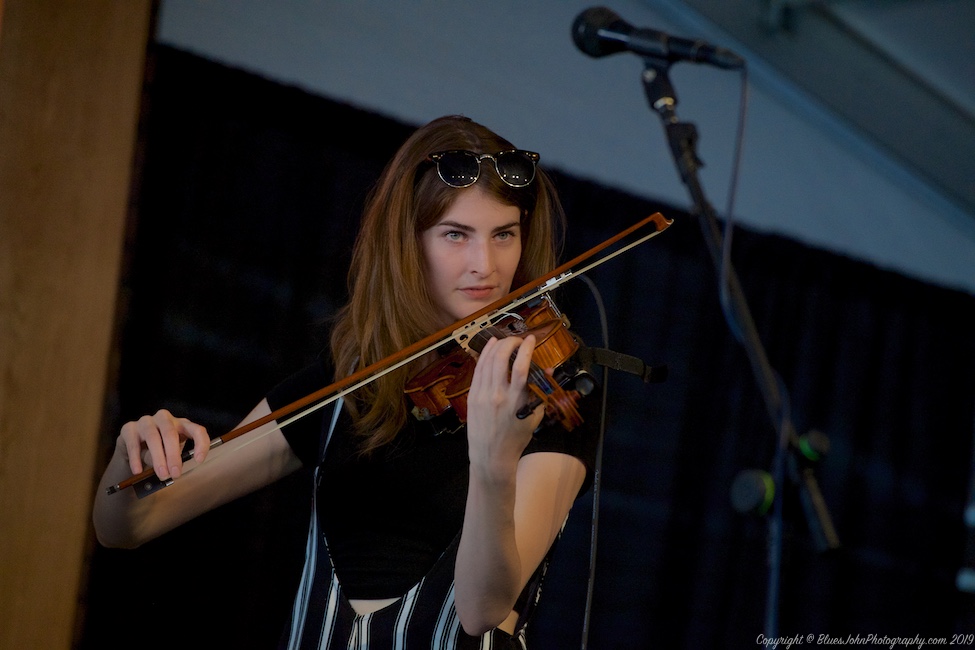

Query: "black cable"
left=718, top=66, right=750, bottom=342
left=578, top=274, right=610, bottom=650
left=715, top=66, right=797, bottom=638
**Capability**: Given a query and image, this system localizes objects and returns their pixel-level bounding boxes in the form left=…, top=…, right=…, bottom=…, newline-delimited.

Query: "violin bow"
left=107, top=212, right=672, bottom=497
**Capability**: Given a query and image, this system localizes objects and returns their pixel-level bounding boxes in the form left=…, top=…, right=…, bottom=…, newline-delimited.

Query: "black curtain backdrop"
left=80, top=46, right=975, bottom=649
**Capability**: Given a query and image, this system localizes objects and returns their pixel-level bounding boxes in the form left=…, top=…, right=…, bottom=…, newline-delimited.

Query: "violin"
left=106, top=212, right=672, bottom=497
left=405, top=294, right=596, bottom=435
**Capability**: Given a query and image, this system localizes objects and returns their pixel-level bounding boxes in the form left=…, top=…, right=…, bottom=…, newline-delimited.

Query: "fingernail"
left=170, top=465, right=181, bottom=479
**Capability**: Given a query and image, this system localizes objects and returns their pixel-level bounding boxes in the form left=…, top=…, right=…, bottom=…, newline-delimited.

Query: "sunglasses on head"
left=428, top=149, right=540, bottom=188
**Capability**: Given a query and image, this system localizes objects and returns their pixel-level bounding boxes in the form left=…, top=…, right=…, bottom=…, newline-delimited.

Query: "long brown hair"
left=330, top=115, right=565, bottom=453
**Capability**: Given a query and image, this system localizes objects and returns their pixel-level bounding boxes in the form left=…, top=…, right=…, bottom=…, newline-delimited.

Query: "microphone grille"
left=572, top=6, right=625, bottom=58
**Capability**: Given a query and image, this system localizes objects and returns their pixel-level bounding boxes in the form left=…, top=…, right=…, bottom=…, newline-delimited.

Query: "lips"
left=460, top=286, right=496, bottom=300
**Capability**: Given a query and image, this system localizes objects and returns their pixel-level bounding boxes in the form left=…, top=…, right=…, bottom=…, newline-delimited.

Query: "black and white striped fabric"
left=279, top=401, right=528, bottom=650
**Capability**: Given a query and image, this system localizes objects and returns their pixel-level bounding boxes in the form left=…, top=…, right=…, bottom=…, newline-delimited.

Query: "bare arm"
left=454, top=335, right=586, bottom=635
left=92, top=399, right=302, bottom=548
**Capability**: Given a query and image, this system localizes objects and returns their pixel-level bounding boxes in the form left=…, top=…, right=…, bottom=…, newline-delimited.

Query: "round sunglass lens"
left=437, top=152, right=479, bottom=187
left=496, top=152, right=536, bottom=187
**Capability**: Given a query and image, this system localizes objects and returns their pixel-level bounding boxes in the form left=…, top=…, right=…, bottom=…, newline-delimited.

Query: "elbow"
left=93, top=526, right=141, bottom=550
left=91, top=503, right=147, bottom=550
left=459, top=616, right=501, bottom=638
left=456, top=602, right=512, bottom=637
left=92, top=518, right=141, bottom=549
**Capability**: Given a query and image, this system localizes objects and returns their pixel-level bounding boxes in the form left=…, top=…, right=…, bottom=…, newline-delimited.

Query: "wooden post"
left=0, top=1, right=151, bottom=647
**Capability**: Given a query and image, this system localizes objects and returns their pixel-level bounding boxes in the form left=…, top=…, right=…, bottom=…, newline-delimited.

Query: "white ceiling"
left=830, top=0, right=974, bottom=116
left=668, top=0, right=975, bottom=218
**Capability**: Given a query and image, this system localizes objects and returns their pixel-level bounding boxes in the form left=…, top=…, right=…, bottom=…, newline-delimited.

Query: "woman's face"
left=420, top=188, right=523, bottom=327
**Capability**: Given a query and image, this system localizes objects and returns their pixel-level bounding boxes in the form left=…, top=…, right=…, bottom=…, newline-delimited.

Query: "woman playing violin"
left=92, top=115, right=599, bottom=648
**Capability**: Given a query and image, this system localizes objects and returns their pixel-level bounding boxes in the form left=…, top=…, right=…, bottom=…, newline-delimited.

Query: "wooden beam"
left=0, top=1, right=151, bottom=647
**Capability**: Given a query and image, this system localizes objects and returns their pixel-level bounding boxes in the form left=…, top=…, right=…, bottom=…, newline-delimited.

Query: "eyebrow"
left=435, top=220, right=522, bottom=234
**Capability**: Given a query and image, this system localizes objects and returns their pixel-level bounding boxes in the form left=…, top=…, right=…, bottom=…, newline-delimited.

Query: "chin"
left=458, top=303, right=492, bottom=322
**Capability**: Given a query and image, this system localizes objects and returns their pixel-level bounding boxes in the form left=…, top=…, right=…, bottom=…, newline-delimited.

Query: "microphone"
left=572, top=6, right=744, bottom=70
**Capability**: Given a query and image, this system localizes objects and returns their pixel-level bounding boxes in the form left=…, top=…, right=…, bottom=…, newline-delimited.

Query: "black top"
left=267, top=352, right=599, bottom=600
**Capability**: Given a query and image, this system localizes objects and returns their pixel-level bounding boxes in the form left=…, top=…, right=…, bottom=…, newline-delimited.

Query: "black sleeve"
left=265, top=356, right=331, bottom=468
left=522, top=383, right=602, bottom=497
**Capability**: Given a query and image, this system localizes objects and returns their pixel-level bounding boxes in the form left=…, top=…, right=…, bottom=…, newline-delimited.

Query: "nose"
left=469, top=238, right=496, bottom=277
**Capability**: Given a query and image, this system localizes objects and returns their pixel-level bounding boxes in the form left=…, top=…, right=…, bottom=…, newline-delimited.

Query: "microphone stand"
left=638, top=56, right=837, bottom=637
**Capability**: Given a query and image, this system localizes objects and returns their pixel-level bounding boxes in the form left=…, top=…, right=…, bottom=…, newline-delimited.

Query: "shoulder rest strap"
left=576, top=347, right=668, bottom=383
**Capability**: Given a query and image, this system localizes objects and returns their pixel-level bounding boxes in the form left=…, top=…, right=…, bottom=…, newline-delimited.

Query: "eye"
left=445, top=230, right=466, bottom=242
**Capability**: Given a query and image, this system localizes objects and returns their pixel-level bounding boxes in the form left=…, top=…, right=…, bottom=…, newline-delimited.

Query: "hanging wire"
left=719, top=66, right=750, bottom=343
left=578, top=274, right=610, bottom=650
left=716, top=65, right=798, bottom=638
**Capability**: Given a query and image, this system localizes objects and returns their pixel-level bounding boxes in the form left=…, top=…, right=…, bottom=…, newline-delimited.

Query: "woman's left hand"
left=464, top=334, right=545, bottom=476
left=455, top=333, right=584, bottom=634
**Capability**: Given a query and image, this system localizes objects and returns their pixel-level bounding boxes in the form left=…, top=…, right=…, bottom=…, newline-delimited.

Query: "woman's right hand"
left=96, top=399, right=300, bottom=548
left=118, top=409, right=210, bottom=481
